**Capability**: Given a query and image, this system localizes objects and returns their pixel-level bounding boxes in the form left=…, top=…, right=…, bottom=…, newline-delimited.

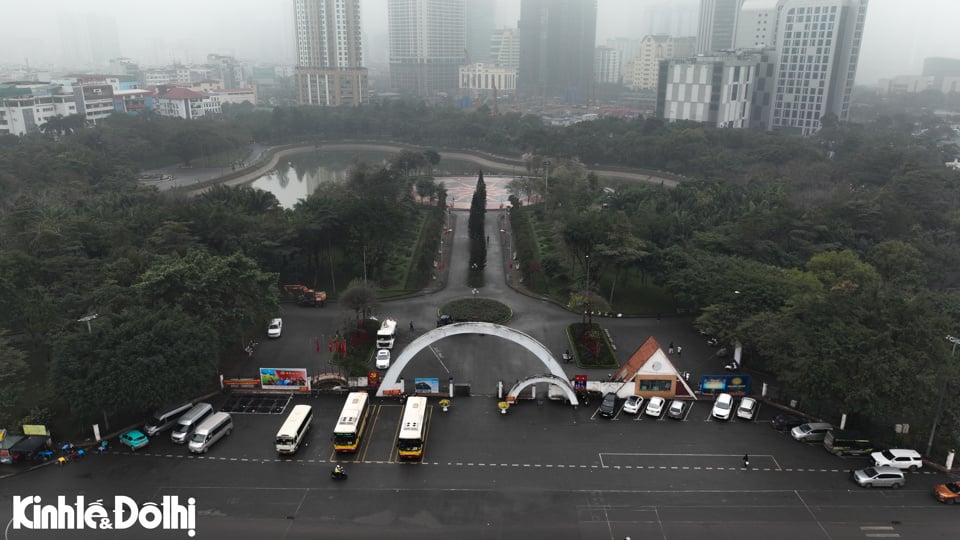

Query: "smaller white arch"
left=506, top=374, right=579, bottom=406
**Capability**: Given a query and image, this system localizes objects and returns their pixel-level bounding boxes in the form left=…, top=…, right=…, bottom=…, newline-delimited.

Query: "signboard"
left=414, top=377, right=440, bottom=394
left=367, top=371, right=380, bottom=389
left=573, top=375, right=587, bottom=392
left=22, top=425, right=49, bottom=437
left=259, top=368, right=311, bottom=392
left=699, top=374, right=751, bottom=397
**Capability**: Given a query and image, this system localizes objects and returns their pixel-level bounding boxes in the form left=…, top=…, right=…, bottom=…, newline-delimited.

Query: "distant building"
left=155, top=87, right=221, bottom=120
left=465, top=0, right=495, bottom=64
left=734, top=0, right=782, bottom=49
left=922, top=57, right=960, bottom=78
left=58, top=12, right=121, bottom=68
left=625, top=35, right=696, bottom=91
left=209, top=88, right=257, bottom=106
left=766, top=0, right=869, bottom=135
left=605, top=38, right=641, bottom=76
left=594, top=47, right=622, bottom=84
left=697, top=0, right=745, bottom=53
left=388, top=0, right=465, bottom=97
left=73, top=83, right=116, bottom=124
left=207, top=54, right=247, bottom=90
left=877, top=76, right=937, bottom=95
left=294, top=0, right=368, bottom=106
left=0, top=90, right=79, bottom=136
left=490, top=28, right=520, bottom=70
left=657, top=52, right=759, bottom=128
left=518, top=0, right=598, bottom=102
left=459, top=63, right=517, bottom=93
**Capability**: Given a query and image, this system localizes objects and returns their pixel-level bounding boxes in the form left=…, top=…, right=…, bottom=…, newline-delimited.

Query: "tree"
left=0, top=334, right=28, bottom=427
left=338, top=279, right=379, bottom=321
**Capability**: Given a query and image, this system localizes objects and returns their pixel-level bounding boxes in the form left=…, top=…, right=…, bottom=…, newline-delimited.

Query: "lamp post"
left=584, top=254, right=590, bottom=293
left=927, top=335, right=959, bottom=456
left=77, top=314, right=98, bottom=334
left=543, top=160, right=551, bottom=201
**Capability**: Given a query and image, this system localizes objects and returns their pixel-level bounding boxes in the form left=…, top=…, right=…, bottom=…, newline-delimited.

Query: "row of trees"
left=468, top=172, right=487, bottom=287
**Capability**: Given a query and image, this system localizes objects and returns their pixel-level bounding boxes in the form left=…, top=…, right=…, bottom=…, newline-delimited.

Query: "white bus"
left=275, top=404, right=313, bottom=454
left=397, top=396, right=429, bottom=460
left=333, top=392, right=370, bottom=453
left=376, top=319, right=397, bottom=349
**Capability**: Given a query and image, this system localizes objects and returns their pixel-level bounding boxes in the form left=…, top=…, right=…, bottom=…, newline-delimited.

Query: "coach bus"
left=333, top=392, right=370, bottom=453
left=275, top=404, right=313, bottom=454
left=397, top=396, right=428, bottom=460
left=376, top=319, right=397, bottom=349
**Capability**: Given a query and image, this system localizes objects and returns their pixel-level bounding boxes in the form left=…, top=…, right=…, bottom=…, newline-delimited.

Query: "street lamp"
left=543, top=160, right=551, bottom=200
left=77, top=313, right=98, bottom=334
left=927, top=335, right=959, bottom=456
left=584, top=254, right=590, bottom=292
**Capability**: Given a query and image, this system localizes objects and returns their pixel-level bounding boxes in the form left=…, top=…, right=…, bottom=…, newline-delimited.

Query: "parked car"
left=119, top=430, right=149, bottom=451
left=711, top=393, right=733, bottom=420
left=736, top=397, right=758, bottom=420
left=645, top=396, right=665, bottom=418
left=267, top=318, right=283, bottom=338
left=436, top=314, right=454, bottom=327
left=871, top=449, right=923, bottom=472
left=667, top=400, right=686, bottom=420
left=622, top=395, right=643, bottom=415
left=933, top=482, right=960, bottom=504
left=375, top=349, right=391, bottom=369
left=851, top=466, right=905, bottom=489
left=771, top=413, right=805, bottom=431
left=791, top=422, right=833, bottom=442
left=599, top=393, right=618, bottom=418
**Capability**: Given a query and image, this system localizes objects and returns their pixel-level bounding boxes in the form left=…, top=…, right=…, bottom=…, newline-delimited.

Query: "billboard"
left=259, top=368, right=310, bottom=392
left=699, top=374, right=751, bottom=397
left=414, top=377, right=440, bottom=394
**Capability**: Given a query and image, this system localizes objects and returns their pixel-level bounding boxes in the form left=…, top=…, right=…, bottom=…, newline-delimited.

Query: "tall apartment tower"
left=697, top=0, right=745, bottom=53
left=734, top=0, right=783, bottom=49
left=465, top=0, right=495, bottom=64
left=294, top=0, right=368, bottom=106
left=490, top=28, right=520, bottom=69
left=518, top=0, right=598, bottom=102
left=594, top=47, right=622, bottom=85
left=767, top=0, right=868, bottom=134
left=388, top=0, right=465, bottom=97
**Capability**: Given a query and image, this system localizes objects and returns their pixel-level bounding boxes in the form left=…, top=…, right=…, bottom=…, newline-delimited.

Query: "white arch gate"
left=375, top=322, right=579, bottom=405
left=505, top=374, right=580, bottom=405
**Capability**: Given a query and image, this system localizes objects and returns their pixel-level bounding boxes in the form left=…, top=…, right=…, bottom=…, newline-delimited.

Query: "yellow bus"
left=397, top=396, right=428, bottom=460
left=333, top=392, right=370, bottom=453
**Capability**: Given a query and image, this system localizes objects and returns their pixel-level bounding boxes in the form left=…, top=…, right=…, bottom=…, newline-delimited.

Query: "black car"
left=599, top=393, right=618, bottom=418
left=771, top=413, right=805, bottom=431
left=436, top=314, right=454, bottom=327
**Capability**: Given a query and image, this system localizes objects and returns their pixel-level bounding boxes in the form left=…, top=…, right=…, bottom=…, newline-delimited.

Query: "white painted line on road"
left=863, top=535, right=899, bottom=538
left=860, top=526, right=895, bottom=530
left=478, top=463, right=485, bottom=466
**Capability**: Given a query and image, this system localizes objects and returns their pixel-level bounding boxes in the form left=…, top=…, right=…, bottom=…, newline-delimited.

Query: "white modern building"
left=767, top=0, right=869, bottom=135
left=605, top=37, right=641, bottom=76
left=625, top=35, right=697, bottom=91
left=388, top=0, right=465, bottom=96
left=657, top=53, right=758, bottom=128
left=209, top=88, right=257, bottom=106
left=0, top=94, right=78, bottom=136
left=698, top=0, right=745, bottom=53
left=155, top=87, right=221, bottom=119
left=294, top=0, right=368, bottom=106
left=459, top=63, right=517, bottom=92
left=595, top=47, right=622, bottom=84
left=735, top=0, right=783, bottom=49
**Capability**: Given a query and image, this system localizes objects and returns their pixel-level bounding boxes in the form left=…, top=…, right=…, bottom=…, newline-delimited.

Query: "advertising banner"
left=414, top=377, right=440, bottom=394
left=21, top=425, right=49, bottom=437
left=259, top=368, right=311, bottom=392
left=699, top=374, right=751, bottom=397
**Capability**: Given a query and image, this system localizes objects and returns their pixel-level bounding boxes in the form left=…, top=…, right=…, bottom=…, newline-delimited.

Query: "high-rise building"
left=58, top=13, right=121, bottom=68
left=518, top=0, right=598, bottom=102
left=697, top=0, right=745, bottom=53
left=606, top=38, right=641, bottom=76
left=388, top=0, right=465, bottom=97
left=922, top=57, right=960, bottom=78
left=465, top=0, right=495, bottom=64
left=657, top=52, right=759, bottom=128
left=594, top=47, right=622, bottom=85
left=625, top=35, right=697, bottom=91
left=490, top=28, right=520, bottom=69
left=767, top=0, right=868, bottom=134
left=294, top=0, right=368, bottom=106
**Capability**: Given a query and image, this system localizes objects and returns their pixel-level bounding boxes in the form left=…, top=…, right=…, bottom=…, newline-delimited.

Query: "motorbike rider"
left=333, top=464, right=345, bottom=477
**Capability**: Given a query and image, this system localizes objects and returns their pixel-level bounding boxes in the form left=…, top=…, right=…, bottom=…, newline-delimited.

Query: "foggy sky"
left=0, top=0, right=957, bottom=84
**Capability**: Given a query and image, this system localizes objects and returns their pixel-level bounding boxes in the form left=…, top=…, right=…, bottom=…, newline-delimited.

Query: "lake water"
left=248, top=149, right=520, bottom=209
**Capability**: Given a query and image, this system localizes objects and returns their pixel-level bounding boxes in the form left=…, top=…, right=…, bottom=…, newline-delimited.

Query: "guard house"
left=613, top=337, right=697, bottom=399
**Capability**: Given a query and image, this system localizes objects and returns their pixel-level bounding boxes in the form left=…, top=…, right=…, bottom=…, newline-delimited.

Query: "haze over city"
left=0, top=0, right=957, bottom=84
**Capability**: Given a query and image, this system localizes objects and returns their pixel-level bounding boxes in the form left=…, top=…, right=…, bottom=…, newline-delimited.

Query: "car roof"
left=717, top=393, right=732, bottom=402
left=870, top=465, right=904, bottom=474
left=270, top=318, right=282, bottom=324
left=803, top=422, right=832, bottom=429
left=884, top=448, right=921, bottom=458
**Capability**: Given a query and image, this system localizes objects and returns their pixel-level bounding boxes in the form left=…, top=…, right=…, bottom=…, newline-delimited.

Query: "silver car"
left=852, top=466, right=905, bottom=488
left=790, top=422, right=833, bottom=442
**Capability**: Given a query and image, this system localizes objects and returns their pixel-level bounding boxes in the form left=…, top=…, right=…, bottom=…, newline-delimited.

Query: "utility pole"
left=927, top=335, right=958, bottom=456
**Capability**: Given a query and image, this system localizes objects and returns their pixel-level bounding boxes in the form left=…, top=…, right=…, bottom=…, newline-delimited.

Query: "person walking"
left=668, top=342, right=674, bottom=354
left=409, top=321, right=415, bottom=332
left=743, top=454, right=750, bottom=468
left=677, top=345, right=683, bottom=357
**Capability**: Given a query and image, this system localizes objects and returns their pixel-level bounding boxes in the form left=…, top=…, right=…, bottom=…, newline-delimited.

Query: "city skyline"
left=0, top=0, right=957, bottom=85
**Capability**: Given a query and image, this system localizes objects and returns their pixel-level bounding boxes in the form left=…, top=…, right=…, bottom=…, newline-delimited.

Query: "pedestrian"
left=668, top=342, right=674, bottom=355
left=409, top=321, right=415, bottom=332
left=677, top=345, right=683, bottom=357
left=743, top=454, right=750, bottom=468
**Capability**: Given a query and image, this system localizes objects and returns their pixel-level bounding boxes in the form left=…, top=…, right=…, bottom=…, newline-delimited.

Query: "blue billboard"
left=699, top=374, right=751, bottom=397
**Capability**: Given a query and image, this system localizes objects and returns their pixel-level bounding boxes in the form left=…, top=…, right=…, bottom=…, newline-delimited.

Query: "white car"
left=711, top=393, right=733, bottom=420
left=622, top=395, right=644, bottom=414
left=375, top=349, right=391, bottom=369
left=736, top=397, right=758, bottom=420
left=871, top=449, right=923, bottom=472
left=267, top=318, right=282, bottom=338
left=645, top=396, right=665, bottom=418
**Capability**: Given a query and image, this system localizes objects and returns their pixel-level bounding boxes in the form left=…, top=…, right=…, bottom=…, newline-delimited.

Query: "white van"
left=144, top=402, right=194, bottom=436
left=188, top=412, right=233, bottom=454
left=170, top=403, right=214, bottom=444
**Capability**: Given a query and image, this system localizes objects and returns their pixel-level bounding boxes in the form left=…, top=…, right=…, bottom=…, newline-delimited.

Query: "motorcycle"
left=331, top=466, right=347, bottom=480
